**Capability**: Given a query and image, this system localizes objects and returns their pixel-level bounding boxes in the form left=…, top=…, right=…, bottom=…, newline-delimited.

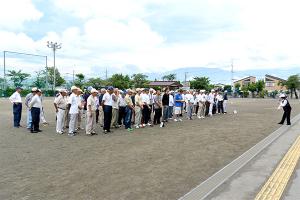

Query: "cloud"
left=0, top=0, right=43, bottom=30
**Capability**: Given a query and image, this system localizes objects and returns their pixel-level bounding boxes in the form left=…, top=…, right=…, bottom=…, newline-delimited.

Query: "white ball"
left=233, top=110, right=238, bottom=114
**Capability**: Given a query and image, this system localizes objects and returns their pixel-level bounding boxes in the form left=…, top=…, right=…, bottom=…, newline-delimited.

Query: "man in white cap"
left=54, top=89, right=67, bottom=134
left=9, top=87, right=23, bottom=128
left=68, top=86, right=79, bottom=136
left=134, top=88, right=143, bottom=129
left=278, top=94, right=292, bottom=125
left=29, top=89, right=43, bottom=133
left=25, top=87, right=37, bottom=129
left=76, top=88, right=84, bottom=131
left=102, top=86, right=114, bottom=133
left=223, top=90, right=228, bottom=114
left=111, top=88, right=120, bottom=128
left=197, top=90, right=206, bottom=119
left=86, top=88, right=98, bottom=135
left=185, top=90, right=194, bottom=120
left=208, top=89, right=215, bottom=116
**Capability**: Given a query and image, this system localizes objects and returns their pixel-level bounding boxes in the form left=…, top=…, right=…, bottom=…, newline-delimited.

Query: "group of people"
left=9, top=85, right=230, bottom=136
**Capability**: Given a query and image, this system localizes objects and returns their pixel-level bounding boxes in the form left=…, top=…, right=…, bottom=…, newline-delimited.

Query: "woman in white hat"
left=277, top=94, right=292, bottom=125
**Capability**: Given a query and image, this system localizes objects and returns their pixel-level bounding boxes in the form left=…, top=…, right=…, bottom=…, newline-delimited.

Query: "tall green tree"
left=74, top=73, right=85, bottom=88
left=162, top=73, right=176, bottom=81
left=109, top=73, right=131, bottom=89
left=32, top=70, right=46, bottom=89
left=43, top=67, right=65, bottom=90
left=190, top=77, right=210, bottom=90
left=84, top=77, right=105, bottom=89
left=280, top=75, right=300, bottom=99
left=7, top=70, right=30, bottom=88
left=256, top=80, right=265, bottom=97
left=248, top=82, right=257, bottom=98
left=131, top=73, right=149, bottom=88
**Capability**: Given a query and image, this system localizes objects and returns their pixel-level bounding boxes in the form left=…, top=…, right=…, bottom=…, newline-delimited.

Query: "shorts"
left=175, top=107, right=182, bottom=115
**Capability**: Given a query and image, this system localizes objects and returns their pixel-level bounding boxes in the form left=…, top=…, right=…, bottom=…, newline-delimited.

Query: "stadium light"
left=47, top=41, right=62, bottom=95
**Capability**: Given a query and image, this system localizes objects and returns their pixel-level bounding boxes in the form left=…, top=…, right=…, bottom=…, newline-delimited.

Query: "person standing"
left=111, top=88, right=120, bottom=128
left=185, top=90, right=194, bottom=120
left=54, top=89, right=67, bottom=134
left=68, top=86, right=79, bottom=136
left=223, top=90, right=228, bottom=114
left=168, top=91, right=175, bottom=119
left=197, top=90, right=206, bottom=119
left=278, top=94, right=292, bottom=125
left=102, top=86, right=114, bottom=133
left=162, top=88, right=169, bottom=122
left=9, top=87, right=23, bottom=128
left=174, top=89, right=184, bottom=122
left=75, top=88, right=84, bottom=131
left=118, top=91, right=126, bottom=126
left=208, top=89, right=215, bottom=116
left=153, top=90, right=162, bottom=125
left=149, top=88, right=155, bottom=122
left=124, top=89, right=134, bottom=131
left=216, top=92, right=224, bottom=114
left=29, top=89, right=42, bottom=133
left=86, top=89, right=98, bottom=135
left=141, top=89, right=151, bottom=126
left=64, top=91, right=70, bottom=129
left=134, top=88, right=143, bottom=129
left=25, top=87, right=37, bottom=129
left=97, top=88, right=106, bottom=126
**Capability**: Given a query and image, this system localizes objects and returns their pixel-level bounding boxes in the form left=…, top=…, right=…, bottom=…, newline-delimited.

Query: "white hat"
left=91, top=88, right=98, bottom=93
left=279, top=94, right=286, bottom=98
left=71, top=86, right=78, bottom=91
left=31, top=87, right=38, bottom=92
left=78, top=88, right=83, bottom=93
left=136, top=88, right=141, bottom=92
left=211, top=89, right=215, bottom=92
left=59, top=89, right=67, bottom=93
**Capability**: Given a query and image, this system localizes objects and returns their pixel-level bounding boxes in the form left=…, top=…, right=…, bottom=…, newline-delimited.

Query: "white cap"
left=211, top=89, right=215, bottom=92
left=91, top=88, right=98, bottom=93
left=31, top=87, right=38, bottom=92
left=279, top=94, right=286, bottom=98
left=71, top=86, right=78, bottom=91
left=59, top=89, right=67, bottom=93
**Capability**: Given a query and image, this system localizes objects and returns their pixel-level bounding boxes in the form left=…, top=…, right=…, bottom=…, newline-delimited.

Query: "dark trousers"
left=95, top=109, right=99, bottom=123
left=154, top=108, right=162, bottom=124
left=205, top=102, right=210, bottom=116
left=31, top=107, right=40, bottom=131
left=124, top=106, right=132, bottom=129
left=142, top=105, right=150, bottom=124
left=280, top=108, right=292, bottom=125
left=118, top=106, right=126, bottom=125
left=218, top=101, right=224, bottom=113
left=103, top=105, right=112, bottom=131
left=13, top=103, right=22, bottom=127
left=163, top=105, right=169, bottom=122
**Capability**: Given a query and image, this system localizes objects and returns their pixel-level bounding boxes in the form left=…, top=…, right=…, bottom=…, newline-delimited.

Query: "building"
left=265, top=74, right=287, bottom=92
left=148, top=81, right=183, bottom=90
left=233, top=76, right=256, bottom=88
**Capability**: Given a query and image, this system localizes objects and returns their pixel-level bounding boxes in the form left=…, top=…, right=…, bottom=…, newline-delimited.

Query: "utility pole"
left=184, top=72, right=188, bottom=83
left=72, top=69, right=75, bottom=84
left=105, top=68, right=108, bottom=80
left=47, top=41, right=62, bottom=95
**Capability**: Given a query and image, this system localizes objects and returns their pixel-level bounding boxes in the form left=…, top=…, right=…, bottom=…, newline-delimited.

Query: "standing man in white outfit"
left=86, top=89, right=98, bottom=135
left=54, top=89, right=67, bottom=134
left=208, top=89, right=215, bottom=116
left=68, top=86, right=79, bottom=136
left=25, top=87, right=37, bottom=129
left=29, top=89, right=42, bottom=133
left=9, top=87, right=23, bottom=128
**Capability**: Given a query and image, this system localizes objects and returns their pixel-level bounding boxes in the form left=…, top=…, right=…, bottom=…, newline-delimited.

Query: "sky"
left=1, top=0, right=300, bottom=78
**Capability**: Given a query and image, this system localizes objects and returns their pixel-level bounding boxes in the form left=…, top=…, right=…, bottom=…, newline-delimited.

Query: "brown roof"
left=265, top=74, right=286, bottom=82
left=148, top=81, right=183, bottom=87
left=233, top=76, right=256, bottom=83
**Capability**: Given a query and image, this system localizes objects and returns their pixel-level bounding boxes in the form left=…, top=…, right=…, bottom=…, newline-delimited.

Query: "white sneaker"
left=174, top=119, right=178, bottom=122
left=202, top=116, right=205, bottom=119
left=135, top=125, right=140, bottom=129
left=197, top=116, right=201, bottom=119
left=147, top=123, right=152, bottom=126
left=179, top=119, right=183, bottom=122
left=160, top=122, right=164, bottom=128
left=142, top=124, right=146, bottom=127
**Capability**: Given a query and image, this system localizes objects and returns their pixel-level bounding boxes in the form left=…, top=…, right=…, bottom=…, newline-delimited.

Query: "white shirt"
left=119, top=95, right=126, bottom=107
left=25, top=93, right=33, bottom=108
left=54, top=95, right=67, bottom=109
left=207, top=93, right=214, bottom=103
left=9, top=91, right=22, bottom=103
left=29, top=94, right=42, bottom=108
left=102, top=92, right=113, bottom=106
left=111, top=93, right=119, bottom=109
left=185, top=93, right=194, bottom=104
left=216, top=94, right=224, bottom=101
left=197, top=94, right=206, bottom=103
left=278, top=99, right=288, bottom=109
left=169, top=94, right=174, bottom=106
left=68, top=93, right=79, bottom=114
left=141, top=93, right=150, bottom=105
left=87, top=95, right=97, bottom=111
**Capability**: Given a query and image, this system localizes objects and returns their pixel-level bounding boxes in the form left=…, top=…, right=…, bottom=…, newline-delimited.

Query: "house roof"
left=233, top=76, right=256, bottom=83
left=148, top=81, right=183, bottom=87
left=265, top=74, right=286, bottom=82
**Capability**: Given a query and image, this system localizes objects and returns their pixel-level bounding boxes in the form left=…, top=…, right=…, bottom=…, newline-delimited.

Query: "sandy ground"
left=0, top=98, right=299, bottom=200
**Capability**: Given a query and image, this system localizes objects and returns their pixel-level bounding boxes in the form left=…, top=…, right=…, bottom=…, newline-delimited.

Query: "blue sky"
left=1, top=0, right=300, bottom=79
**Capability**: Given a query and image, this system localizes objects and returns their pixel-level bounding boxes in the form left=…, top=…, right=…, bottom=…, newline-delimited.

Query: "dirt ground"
left=0, top=98, right=299, bottom=200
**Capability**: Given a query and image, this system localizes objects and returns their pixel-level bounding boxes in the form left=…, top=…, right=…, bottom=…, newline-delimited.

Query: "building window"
left=266, top=82, right=275, bottom=87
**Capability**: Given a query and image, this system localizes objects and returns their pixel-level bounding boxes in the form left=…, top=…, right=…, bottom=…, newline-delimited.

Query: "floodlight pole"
left=47, top=41, right=62, bottom=95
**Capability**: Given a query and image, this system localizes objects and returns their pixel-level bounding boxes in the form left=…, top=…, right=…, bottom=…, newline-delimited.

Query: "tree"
left=241, top=85, right=249, bottom=98
left=248, top=83, right=257, bottom=98
left=7, top=70, right=30, bottom=88
left=84, top=77, right=105, bottom=89
left=43, top=67, right=65, bottom=90
left=223, top=85, right=232, bottom=93
left=131, top=73, right=149, bottom=88
left=162, top=73, right=176, bottom=81
left=109, top=73, right=131, bottom=89
left=281, top=75, right=300, bottom=99
left=190, top=77, right=211, bottom=90
left=256, top=80, right=265, bottom=98
left=74, top=73, right=85, bottom=88
left=32, top=70, right=46, bottom=89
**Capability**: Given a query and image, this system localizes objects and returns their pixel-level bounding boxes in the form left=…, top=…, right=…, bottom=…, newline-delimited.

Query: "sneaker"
left=86, top=132, right=92, bottom=136
left=68, top=133, right=75, bottom=136
left=197, top=116, right=201, bottom=119
left=160, top=122, right=164, bottom=128
left=103, top=130, right=108, bottom=134
left=127, top=128, right=133, bottom=132
left=142, top=124, right=146, bottom=127
left=147, top=123, right=152, bottom=126
left=135, top=125, right=140, bottom=129
left=179, top=119, right=183, bottom=122
left=174, top=119, right=178, bottom=122
left=57, top=131, right=63, bottom=134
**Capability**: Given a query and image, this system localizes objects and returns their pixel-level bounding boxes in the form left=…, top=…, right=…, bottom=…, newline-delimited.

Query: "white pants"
left=76, top=110, right=82, bottom=129
left=134, top=106, right=142, bottom=126
left=209, top=102, right=213, bottom=115
left=99, top=106, right=104, bottom=126
left=56, top=109, right=65, bottom=133
left=198, top=103, right=205, bottom=117
left=40, top=108, right=47, bottom=123
left=69, top=113, right=78, bottom=133
left=86, top=111, right=96, bottom=134
left=223, top=100, right=228, bottom=113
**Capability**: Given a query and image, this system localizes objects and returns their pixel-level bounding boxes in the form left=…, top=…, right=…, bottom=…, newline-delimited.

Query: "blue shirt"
left=175, top=93, right=183, bottom=107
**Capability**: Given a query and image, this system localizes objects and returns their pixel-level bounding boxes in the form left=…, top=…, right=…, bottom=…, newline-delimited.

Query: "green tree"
left=7, top=69, right=30, bottom=88
left=109, top=73, right=131, bottom=89
left=74, top=73, right=85, bottom=88
left=32, top=70, right=46, bottom=89
left=43, top=67, right=65, bottom=90
left=280, top=75, right=300, bottom=99
left=84, top=77, right=105, bottom=89
left=162, top=73, right=176, bottom=81
left=256, top=80, right=265, bottom=98
left=248, top=82, right=257, bottom=98
left=223, top=85, right=232, bottom=93
left=131, top=73, right=149, bottom=88
left=190, top=77, right=210, bottom=90
left=241, top=85, right=249, bottom=98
